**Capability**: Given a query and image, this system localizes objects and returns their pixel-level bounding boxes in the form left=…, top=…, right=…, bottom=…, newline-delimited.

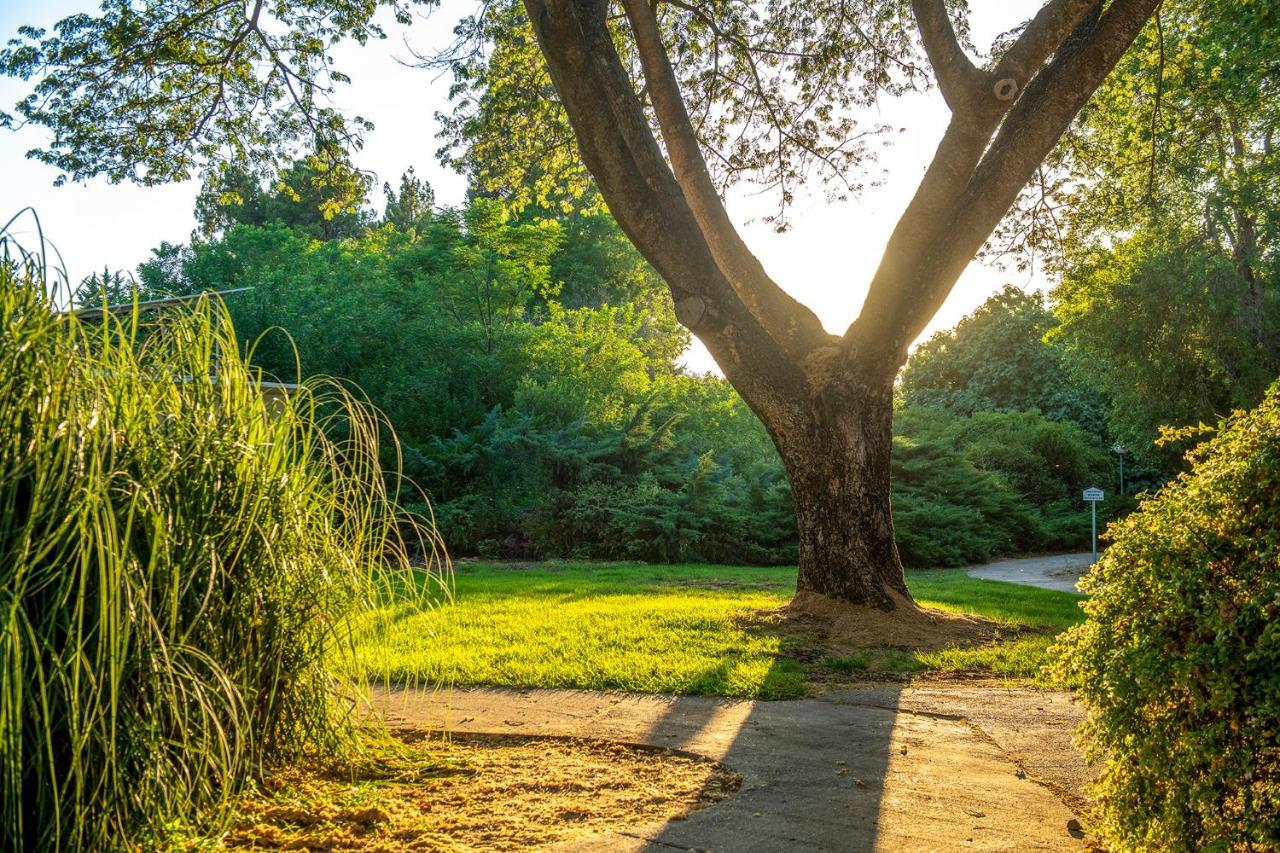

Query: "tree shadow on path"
left=619, top=655, right=898, bottom=851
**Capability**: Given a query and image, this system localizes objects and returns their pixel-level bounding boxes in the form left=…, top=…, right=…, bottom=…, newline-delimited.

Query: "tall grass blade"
left=0, top=258, right=447, bottom=850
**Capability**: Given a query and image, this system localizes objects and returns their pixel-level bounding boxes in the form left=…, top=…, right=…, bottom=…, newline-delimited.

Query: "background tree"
left=70, top=266, right=136, bottom=308
left=1037, top=0, right=1279, bottom=291
left=128, top=174, right=1103, bottom=567
left=383, top=167, right=436, bottom=233
left=1016, top=0, right=1280, bottom=467
left=1050, top=228, right=1278, bottom=469
left=900, top=285, right=1108, bottom=435
left=2, top=0, right=1164, bottom=614
left=196, top=148, right=374, bottom=240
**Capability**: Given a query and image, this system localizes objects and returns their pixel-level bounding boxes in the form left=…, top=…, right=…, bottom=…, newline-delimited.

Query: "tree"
left=70, top=266, right=138, bottom=309
left=478, top=0, right=1160, bottom=611
left=531, top=205, right=690, bottom=370
left=382, top=167, right=436, bottom=232
left=1031, top=0, right=1279, bottom=306
left=1024, top=0, right=1280, bottom=468
left=900, top=285, right=1108, bottom=434
left=2, top=0, right=1163, bottom=612
left=195, top=149, right=374, bottom=240
left=1050, top=227, right=1277, bottom=467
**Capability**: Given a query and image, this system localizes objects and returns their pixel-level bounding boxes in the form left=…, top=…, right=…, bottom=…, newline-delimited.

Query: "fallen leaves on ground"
left=212, top=733, right=739, bottom=851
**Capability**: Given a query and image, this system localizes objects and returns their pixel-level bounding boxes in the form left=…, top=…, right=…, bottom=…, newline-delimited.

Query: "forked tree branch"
left=522, top=0, right=815, bottom=416
left=993, top=0, right=1102, bottom=94
left=910, top=0, right=986, bottom=113
left=966, top=0, right=1161, bottom=250
left=844, top=0, right=1160, bottom=375
left=522, top=0, right=1157, bottom=404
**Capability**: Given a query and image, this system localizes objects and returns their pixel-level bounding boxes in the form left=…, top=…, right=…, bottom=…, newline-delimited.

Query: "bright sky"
left=0, top=0, right=1048, bottom=374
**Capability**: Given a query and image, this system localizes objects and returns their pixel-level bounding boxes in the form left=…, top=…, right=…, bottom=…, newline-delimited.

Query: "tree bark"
left=770, top=377, right=909, bottom=610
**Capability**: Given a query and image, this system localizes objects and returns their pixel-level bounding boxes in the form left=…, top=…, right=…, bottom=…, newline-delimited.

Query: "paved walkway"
left=966, top=553, right=1095, bottom=593
left=372, top=684, right=1092, bottom=851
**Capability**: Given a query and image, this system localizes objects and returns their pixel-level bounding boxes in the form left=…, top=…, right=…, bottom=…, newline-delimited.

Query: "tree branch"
left=910, top=0, right=986, bottom=113
left=842, top=0, right=1160, bottom=377
left=621, top=0, right=831, bottom=359
left=967, top=0, right=1161, bottom=242
left=990, top=0, right=1101, bottom=106
left=521, top=0, right=813, bottom=414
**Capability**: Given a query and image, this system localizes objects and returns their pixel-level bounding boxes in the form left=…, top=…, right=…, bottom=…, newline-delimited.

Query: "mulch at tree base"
left=782, top=590, right=997, bottom=651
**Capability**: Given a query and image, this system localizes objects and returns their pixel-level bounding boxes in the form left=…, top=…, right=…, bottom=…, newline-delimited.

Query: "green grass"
left=360, top=563, right=1085, bottom=700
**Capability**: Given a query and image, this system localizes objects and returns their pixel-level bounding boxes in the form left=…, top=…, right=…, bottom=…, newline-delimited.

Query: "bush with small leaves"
left=1052, top=384, right=1280, bottom=849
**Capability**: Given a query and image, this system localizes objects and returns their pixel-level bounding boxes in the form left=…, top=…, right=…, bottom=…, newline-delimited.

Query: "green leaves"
left=892, top=406, right=1111, bottom=566
left=0, top=0, right=430, bottom=184
left=900, top=285, right=1110, bottom=436
left=1000, top=0, right=1279, bottom=280
left=1052, top=380, right=1280, bottom=849
left=196, top=147, right=375, bottom=239
left=1050, top=226, right=1278, bottom=468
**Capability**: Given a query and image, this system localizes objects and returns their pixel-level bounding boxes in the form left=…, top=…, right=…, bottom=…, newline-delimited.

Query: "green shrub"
left=0, top=270, right=444, bottom=849
left=1052, top=385, right=1280, bottom=849
left=890, top=431, right=1040, bottom=566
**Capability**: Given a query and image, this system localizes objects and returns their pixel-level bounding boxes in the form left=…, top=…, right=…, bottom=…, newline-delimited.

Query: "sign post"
left=1083, top=487, right=1105, bottom=560
left=1113, top=443, right=1127, bottom=495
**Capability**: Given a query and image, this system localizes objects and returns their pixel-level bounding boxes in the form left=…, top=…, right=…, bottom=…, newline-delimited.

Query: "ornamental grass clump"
left=0, top=265, right=445, bottom=850
left=1052, top=384, right=1280, bottom=849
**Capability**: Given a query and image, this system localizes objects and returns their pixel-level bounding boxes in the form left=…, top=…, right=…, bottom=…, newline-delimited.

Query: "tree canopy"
left=0, top=0, right=431, bottom=184
left=1032, top=0, right=1280, bottom=465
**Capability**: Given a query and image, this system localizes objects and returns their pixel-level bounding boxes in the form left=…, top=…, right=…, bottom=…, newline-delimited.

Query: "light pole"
left=1113, top=442, right=1127, bottom=496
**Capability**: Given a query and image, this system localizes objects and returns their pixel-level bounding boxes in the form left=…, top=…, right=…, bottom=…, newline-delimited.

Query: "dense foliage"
left=892, top=407, right=1114, bottom=566
left=900, top=285, right=1108, bottom=434
left=1051, top=228, right=1279, bottom=469
left=120, top=164, right=1123, bottom=567
left=1053, top=382, right=1280, bottom=849
left=0, top=266, right=439, bottom=849
left=1034, top=0, right=1280, bottom=468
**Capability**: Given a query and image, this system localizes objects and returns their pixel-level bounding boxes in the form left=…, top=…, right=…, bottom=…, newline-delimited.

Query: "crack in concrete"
left=814, top=693, right=970, bottom=722
left=617, top=831, right=699, bottom=850
left=815, top=692, right=1087, bottom=818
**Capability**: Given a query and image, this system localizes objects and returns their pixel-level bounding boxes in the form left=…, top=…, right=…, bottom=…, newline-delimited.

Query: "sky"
left=0, top=0, right=1049, bottom=374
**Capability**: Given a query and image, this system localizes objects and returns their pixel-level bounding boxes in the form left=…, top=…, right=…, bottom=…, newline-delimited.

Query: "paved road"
left=966, top=553, right=1095, bottom=594
left=373, top=684, right=1090, bottom=851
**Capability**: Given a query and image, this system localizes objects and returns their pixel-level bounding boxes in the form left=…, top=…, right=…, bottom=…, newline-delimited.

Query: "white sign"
left=1082, top=487, right=1105, bottom=502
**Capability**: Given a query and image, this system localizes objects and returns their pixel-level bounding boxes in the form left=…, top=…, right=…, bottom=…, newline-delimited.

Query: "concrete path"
left=373, top=684, right=1092, bottom=851
left=966, top=553, right=1095, bottom=593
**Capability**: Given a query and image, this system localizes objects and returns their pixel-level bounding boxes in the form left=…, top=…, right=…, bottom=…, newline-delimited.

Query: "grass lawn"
left=359, top=563, right=1085, bottom=700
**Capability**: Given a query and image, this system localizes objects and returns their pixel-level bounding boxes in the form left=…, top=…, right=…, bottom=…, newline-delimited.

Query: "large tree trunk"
left=762, top=374, right=912, bottom=611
